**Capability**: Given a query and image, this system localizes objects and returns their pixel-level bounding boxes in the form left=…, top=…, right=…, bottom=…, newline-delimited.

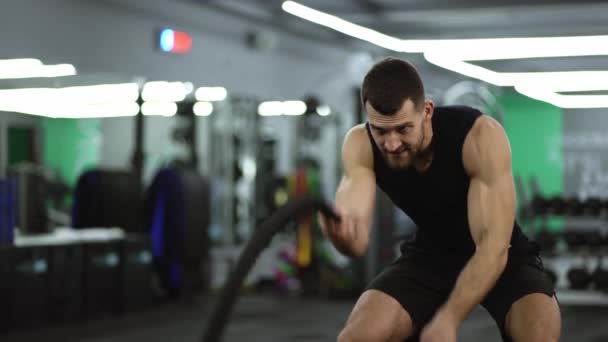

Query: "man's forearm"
left=330, top=223, right=367, bottom=258
left=440, top=247, right=508, bottom=323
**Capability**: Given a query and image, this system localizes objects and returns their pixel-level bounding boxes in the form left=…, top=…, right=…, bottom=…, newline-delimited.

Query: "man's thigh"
left=340, top=289, right=415, bottom=342
left=505, top=293, right=561, bottom=342
left=357, top=251, right=454, bottom=339
left=482, top=253, right=558, bottom=341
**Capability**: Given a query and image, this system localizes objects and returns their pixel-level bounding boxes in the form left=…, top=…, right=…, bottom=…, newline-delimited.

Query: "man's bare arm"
left=440, top=116, right=515, bottom=323
left=320, top=125, right=377, bottom=257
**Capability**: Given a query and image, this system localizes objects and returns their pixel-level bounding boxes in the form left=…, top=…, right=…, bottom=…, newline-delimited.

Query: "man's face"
left=366, top=99, right=431, bottom=170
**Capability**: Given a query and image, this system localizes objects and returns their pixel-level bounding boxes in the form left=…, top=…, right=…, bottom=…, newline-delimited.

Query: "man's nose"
left=384, top=133, right=402, bottom=152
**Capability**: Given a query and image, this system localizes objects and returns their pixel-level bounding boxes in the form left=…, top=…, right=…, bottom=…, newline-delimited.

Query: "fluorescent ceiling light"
left=258, top=101, right=283, bottom=116
left=282, top=1, right=608, bottom=109
left=0, top=83, right=140, bottom=118
left=142, top=81, right=188, bottom=102
left=62, top=102, right=140, bottom=118
left=193, top=101, right=213, bottom=116
left=425, top=54, right=608, bottom=89
left=282, top=1, right=608, bottom=60
left=258, top=101, right=307, bottom=116
left=0, top=102, right=139, bottom=118
left=282, top=1, right=406, bottom=52
left=0, top=58, right=76, bottom=79
left=282, top=101, right=307, bottom=115
left=316, top=105, right=331, bottom=116
left=61, top=83, right=140, bottom=103
left=183, top=82, right=194, bottom=95
left=509, top=71, right=608, bottom=92
left=258, top=100, right=307, bottom=116
left=241, top=157, right=257, bottom=179
left=423, top=55, right=608, bottom=86
left=0, top=83, right=139, bottom=104
left=409, top=35, right=608, bottom=60
left=423, top=53, right=510, bottom=86
left=141, top=102, right=177, bottom=116
left=515, top=85, right=608, bottom=108
left=195, top=87, right=227, bottom=102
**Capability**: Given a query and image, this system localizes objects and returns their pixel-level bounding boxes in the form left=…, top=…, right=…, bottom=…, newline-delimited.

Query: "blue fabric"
left=151, top=188, right=166, bottom=258
left=169, top=256, right=181, bottom=290
left=147, top=167, right=185, bottom=292
left=0, top=178, right=16, bottom=244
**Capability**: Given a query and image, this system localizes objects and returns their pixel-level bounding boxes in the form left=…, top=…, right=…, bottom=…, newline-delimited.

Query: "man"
left=318, top=57, right=561, bottom=342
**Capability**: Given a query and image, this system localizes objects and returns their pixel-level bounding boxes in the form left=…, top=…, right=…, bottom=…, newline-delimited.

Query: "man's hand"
left=420, top=309, right=459, bottom=342
left=318, top=207, right=357, bottom=256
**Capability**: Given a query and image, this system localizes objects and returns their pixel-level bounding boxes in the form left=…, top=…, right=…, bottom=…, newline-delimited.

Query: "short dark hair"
left=361, top=57, right=425, bottom=115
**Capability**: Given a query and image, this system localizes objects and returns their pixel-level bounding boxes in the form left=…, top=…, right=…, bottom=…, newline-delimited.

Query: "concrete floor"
left=3, top=293, right=608, bottom=341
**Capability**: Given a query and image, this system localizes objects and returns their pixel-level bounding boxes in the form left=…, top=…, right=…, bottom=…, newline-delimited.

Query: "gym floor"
left=3, top=293, right=608, bottom=342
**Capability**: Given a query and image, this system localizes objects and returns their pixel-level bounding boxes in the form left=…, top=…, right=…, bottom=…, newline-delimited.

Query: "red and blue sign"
left=159, top=29, right=192, bottom=54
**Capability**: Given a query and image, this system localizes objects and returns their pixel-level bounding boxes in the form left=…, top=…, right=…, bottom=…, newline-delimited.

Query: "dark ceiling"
left=193, top=0, right=608, bottom=74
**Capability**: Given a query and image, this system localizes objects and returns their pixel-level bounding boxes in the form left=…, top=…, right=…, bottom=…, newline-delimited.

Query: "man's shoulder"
left=343, top=124, right=374, bottom=170
left=348, top=123, right=368, bottom=135
left=343, top=123, right=370, bottom=146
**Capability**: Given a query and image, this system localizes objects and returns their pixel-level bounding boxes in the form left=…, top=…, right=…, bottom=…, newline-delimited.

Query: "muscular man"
left=319, top=57, right=561, bottom=342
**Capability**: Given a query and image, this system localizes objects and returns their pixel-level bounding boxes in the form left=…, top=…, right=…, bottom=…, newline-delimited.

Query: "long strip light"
left=423, top=54, right=509, bottom=86
left=282, top=1, right=608, bottom=60
left=282, top=1, right=405, bottom=52
left=0, top=83, right=140, bottom=118
left=258, top=100, right=307, bottom=116
left=515, top=86, right=608, bottom=109
left=193, top=101, right=214, bottom=116
left=0, top=101, right=140, bottom=118
left=281, top=1, right=608, bottom=108
left=0, top=58, right=76, bottom=79
left=422, top=55, right=608, bottom=90
left=141, top=102, right=177, bottom=116
left=195, top=87, right=227, bottom=102
left=142, top=81, right=189, bottom=102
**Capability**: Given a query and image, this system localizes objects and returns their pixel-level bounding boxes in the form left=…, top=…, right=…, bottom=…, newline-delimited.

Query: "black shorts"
left=366, top=243, right=555, bottom=341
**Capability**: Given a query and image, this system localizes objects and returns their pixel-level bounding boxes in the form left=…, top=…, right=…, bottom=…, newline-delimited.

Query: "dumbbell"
left=584, top=198, right=604, bottom=216
left=563, top=230, right=588, bottom=251
left=603, top=199, right=608, bottom=215
left=564, top=197, right=584, bottom=216
left=567, top=267, right=593, bottom=289
left=546, top=197, right=566, bottom=215
left=531, top=196, right=548, bottom=215
left=534, top=231, right=558, bottom=253
left=583, top=231, right=604, bottom=250
left=592, top=266, right=608, bottom=292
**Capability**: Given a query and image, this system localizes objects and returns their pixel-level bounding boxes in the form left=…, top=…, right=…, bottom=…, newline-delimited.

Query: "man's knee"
left=511, top=323, right=559, bottom=342
left=511, top=329, right=558, bottom=342
left=337, top=326, right=357, bottom=342
left=506, top=293, right=561, bottom=342
left=339, top=289, right=416, bottom=341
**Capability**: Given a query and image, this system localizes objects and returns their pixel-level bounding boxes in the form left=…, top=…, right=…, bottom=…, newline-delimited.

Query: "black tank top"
left=365, top=105, right=531, bottom=261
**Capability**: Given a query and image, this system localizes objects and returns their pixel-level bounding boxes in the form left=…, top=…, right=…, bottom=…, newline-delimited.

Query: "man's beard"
left=382, top=131, right=425, bottom=171
left=383, top=146, right=416, bottom=170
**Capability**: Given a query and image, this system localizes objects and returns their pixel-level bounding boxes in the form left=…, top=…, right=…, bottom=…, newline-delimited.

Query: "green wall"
left=8, top=127, right=34, bottom=167
left=496, top=91, right=563, bottom=232
left=43, top=118, right=101, bottom=188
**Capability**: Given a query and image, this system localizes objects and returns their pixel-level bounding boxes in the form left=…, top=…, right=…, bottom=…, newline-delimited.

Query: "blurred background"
left=1, top=0, right=608, bottom=341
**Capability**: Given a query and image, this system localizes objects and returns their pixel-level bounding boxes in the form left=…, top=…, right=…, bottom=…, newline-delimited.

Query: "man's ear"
left=424, top=100, right=434, bottom=119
